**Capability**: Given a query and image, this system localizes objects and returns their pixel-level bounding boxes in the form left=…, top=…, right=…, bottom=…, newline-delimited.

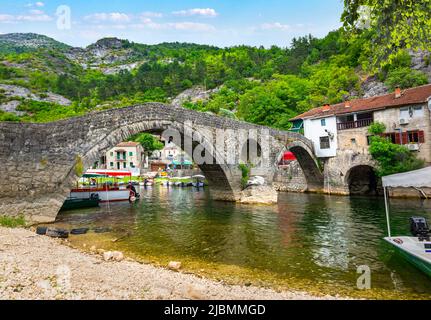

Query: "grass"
left=0, top=215, right=26, bottom=228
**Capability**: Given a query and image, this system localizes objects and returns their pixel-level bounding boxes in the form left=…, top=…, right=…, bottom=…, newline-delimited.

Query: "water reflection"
left=55, top=187, right=431, bottom=296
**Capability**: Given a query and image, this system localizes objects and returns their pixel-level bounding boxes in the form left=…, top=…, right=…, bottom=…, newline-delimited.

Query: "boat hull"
left=384, top=237, right=431, bottom=278
left=70, top=189, right=131, bottom=202
left=61, top=198, right=100, bottom=211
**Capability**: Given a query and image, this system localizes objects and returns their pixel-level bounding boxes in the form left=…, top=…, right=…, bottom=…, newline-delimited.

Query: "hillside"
left=0, top=31, right=429, bottom=128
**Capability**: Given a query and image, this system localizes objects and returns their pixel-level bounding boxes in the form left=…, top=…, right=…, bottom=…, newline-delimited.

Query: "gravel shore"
left=0, top=227, right=342, bottom=300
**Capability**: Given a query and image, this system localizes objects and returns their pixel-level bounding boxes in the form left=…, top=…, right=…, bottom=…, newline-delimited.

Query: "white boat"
left=382, top=167, right=431, bottom=277
left=70, top=187, right=131, bottom=202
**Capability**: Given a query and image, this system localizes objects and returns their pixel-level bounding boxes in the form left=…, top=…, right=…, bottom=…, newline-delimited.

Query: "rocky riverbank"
left=0, top=227, right=343, bottom=300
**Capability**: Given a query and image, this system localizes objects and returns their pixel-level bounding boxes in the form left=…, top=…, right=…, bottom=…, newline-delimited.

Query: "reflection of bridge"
left=0, top=103, right=323, bottom=222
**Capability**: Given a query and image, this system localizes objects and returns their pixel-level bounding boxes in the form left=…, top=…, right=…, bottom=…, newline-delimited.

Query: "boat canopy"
left=382, top=167, right=431, bottom=188
left=86, top=169, right=132, bottom=177
left=82, top=173, right=108, bottom=178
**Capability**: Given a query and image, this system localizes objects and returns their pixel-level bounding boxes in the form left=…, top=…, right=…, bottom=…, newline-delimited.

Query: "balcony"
left=337, top=118, right=373, bottom=131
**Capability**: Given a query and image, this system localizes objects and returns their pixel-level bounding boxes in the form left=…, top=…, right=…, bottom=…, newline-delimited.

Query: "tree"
left=368, top=122, right=425, bottom=176
left=128, top=133, right=164, bottom=155
left=342, top=0, right=431, bottom=65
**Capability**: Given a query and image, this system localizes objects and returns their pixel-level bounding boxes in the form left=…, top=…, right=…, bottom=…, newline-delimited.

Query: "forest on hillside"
left=0, top=0, right=430, bottom=129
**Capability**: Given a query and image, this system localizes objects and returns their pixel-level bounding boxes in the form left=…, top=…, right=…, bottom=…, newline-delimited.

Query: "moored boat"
left=382, top=167, right=431, bottom=277
left=61, top=196, right=100, bottom=211
left=70, top=187, right=131, bottom=202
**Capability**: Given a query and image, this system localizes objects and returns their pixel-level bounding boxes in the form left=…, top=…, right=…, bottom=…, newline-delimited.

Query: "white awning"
left=382, top=167, right=431, bottom=188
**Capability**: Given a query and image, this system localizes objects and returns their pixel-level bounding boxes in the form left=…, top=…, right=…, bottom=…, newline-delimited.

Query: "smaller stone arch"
left=280, top=140, right=324, bottom=192
left=345, top=165, right=379, bottom=196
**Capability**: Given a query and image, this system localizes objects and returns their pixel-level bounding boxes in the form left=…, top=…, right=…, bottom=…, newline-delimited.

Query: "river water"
left=54, top=187, right=431, bottom=299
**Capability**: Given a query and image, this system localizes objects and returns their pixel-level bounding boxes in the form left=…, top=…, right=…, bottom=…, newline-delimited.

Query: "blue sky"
left=0, top=0, right=344, bottom=47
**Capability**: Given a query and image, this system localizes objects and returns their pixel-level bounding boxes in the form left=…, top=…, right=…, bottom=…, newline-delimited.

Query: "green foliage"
left=368, top=121, right=386, bottom=135
left=368, top=122, right=425, bottom=177
left=128, top=133, right=164, bottom=153
left=239, top=163, right=251, bottom=190
left=17, top=100, right=86, bottom=122
left=342, top=0, right=431, bottom=66
left=237, top=75, right=311, bottom=129
left=0, top=110, right=20, bottom=122
left=75, top=155, right=84, bottom=177
left=385, top=68, right=429, bottom=90
left=0, top=215, right=26, bottom=228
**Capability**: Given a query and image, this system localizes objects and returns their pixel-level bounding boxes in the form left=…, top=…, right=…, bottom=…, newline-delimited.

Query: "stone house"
left=97, top=142, right=147, bottom=175
left=290, top=84, right=431, bottom=195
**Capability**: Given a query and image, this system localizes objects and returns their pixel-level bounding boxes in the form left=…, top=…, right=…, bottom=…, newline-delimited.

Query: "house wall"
left=337, top=127, right=370, bottom=155
left=303, top=116, right=338, bottom=158
left=374, top=102, right=431, bottom=163
left=106, top=145, right=144, bottom=170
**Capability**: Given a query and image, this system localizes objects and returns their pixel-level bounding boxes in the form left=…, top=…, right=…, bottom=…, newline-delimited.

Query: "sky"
left=0, top=0, right=344, bottom=48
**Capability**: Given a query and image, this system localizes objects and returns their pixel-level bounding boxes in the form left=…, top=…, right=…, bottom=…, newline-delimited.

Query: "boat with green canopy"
left=382, top=166, right=431, bottom=277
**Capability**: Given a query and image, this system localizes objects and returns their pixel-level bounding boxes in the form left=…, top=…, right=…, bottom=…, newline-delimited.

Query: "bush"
left=385, top=68, right=428, bottom=90
left=368, top=122, right=386, bottom=135
left=239, top=163, right=251, bottom=189
left=0, top=215, right=26, bottom=228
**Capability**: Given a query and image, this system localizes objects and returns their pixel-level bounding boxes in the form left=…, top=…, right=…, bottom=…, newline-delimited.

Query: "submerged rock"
left=240, top=185, right=278, bottom=205
left=168, top=261, right=182, bottom=271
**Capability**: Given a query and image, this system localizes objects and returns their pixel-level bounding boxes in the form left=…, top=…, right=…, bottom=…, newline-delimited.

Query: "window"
left=110, top=152, right=113, bottom=157
left=351, top=138, right=357, bottom=145
left=129, top=152, right=133, bottom=157
left=413, top=106, right=424, bottom=117
left=408, top=130, right=425, bottom=143
left=321, top=119, right=326, bottom=127
left=400, top=107, right=409, bottom=119
left=123, top=163, right=126, bottom=169
left=110, top=162, right=114, bottom=167
left=320, top=136, right=330, bottom=149
left=400, top=106, right=424, bottom=119
left=130, top=162, right=134, bottom=168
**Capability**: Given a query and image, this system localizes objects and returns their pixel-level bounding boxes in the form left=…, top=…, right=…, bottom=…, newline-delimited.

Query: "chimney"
left=345, top=101, right=351, bottom=108
left=322, top=104, right=331, bottom=112
left=395, top=87, right=402, bottom=99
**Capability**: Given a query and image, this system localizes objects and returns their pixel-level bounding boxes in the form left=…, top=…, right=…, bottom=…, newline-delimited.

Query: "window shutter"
left=419, top=131, right=425, bottom=143
left=402, top=132, right=409, bottom=144
left=394, top=133, right=401, bottom=145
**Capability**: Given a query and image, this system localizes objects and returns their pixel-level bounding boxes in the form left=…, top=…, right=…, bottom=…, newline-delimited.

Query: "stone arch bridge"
left=0, top=103, right=323, bottom=222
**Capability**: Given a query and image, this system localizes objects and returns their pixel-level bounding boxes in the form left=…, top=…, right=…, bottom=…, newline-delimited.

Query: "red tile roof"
left=116, top=141, right=140, bottom=147
left=290, top=84, right=431, bottom=121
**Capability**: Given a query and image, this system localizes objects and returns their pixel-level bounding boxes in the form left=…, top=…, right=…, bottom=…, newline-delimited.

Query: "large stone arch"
left=0, top=103, right=317, bottom=223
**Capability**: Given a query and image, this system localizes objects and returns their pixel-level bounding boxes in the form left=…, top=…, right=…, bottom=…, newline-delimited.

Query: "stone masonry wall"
left=0, top=103, right=320, bottom=223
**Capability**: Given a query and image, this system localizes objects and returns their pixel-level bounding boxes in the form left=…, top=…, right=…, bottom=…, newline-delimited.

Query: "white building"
left=97, top=142, right=147, bottom=176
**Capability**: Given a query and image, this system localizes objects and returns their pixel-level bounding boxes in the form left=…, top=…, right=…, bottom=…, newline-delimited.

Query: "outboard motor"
left=409, top=217, right=431, bottom=241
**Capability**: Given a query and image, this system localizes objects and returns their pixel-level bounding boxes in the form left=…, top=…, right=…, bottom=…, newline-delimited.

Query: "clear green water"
left=54, top=187, right=431, bottom=299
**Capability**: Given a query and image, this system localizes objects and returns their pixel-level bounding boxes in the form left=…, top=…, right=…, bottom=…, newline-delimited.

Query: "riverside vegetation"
left=0, top=27, right=429, bottom=128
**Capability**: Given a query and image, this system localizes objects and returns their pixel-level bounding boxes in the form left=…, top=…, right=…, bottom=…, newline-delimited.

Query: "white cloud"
left=0, top=11, right=52, bottom=23
left=84, top=12, right=132, bottom=23
left=16, top=14, right=52, bottom=22
left=140, top=11, right=163, bottom=18
left=29, top=9, right=44, bottom=15
left=260, top=22, right=291, bottom=32
left=25, top=2, right=44, bottom=7
left=172, top=8, right=218, bottom=17
left=0, top=14, right=15, bottom=23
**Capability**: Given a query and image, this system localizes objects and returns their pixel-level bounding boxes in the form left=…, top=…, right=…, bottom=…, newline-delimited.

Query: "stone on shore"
left=168, top=261, right=182, bottom=271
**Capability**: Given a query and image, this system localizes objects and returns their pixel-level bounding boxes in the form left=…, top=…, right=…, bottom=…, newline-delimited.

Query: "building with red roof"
left=290, top=84, right=431, bottom=162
